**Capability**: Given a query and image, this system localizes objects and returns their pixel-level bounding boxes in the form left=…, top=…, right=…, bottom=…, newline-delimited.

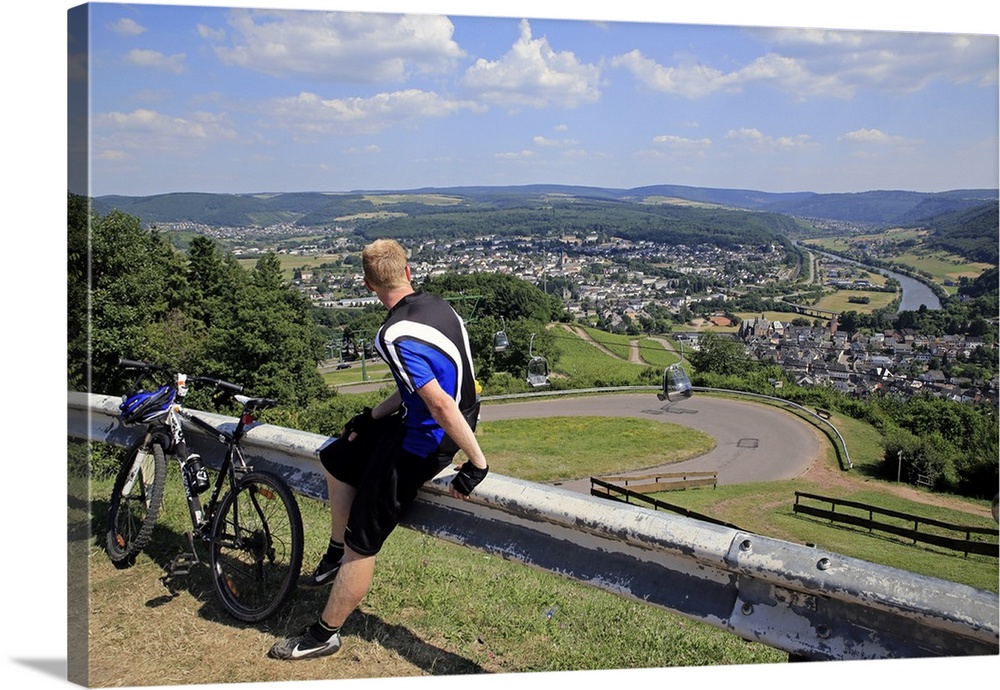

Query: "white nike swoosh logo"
left=291, top=643, right=322, bottom=659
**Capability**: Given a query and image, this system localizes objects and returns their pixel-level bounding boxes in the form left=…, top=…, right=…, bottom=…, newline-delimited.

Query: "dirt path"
left=629, top=339, right=642, bottom=363
left=562, top=324, right=623, bottom=359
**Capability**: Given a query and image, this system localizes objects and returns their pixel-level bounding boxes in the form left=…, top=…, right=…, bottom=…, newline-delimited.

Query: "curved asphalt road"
left=479, top=393, right=821, bottom=493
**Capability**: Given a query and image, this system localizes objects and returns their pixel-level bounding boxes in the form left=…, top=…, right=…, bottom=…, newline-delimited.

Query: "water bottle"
left=185, top=454, right=210, bottom=494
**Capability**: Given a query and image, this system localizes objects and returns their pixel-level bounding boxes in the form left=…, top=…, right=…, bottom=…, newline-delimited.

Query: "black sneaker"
left=269, top=628, right=342, bottom=660
left=299, top=556, right=341, bottom=588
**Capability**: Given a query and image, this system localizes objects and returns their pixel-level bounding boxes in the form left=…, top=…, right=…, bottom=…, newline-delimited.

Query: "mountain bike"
left=106, top=358, right=304, bottom=622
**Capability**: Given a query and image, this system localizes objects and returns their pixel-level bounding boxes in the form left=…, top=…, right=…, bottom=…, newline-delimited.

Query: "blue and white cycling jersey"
left=374, top=291, right=478, bottom=457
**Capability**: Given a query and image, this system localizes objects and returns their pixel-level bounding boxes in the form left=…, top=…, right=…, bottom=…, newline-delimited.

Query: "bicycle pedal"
left=168, top=552, right=198, bottom=576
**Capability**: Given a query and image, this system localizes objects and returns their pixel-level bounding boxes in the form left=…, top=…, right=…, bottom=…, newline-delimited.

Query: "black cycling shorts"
left=318, top=415, right=454, bottom=556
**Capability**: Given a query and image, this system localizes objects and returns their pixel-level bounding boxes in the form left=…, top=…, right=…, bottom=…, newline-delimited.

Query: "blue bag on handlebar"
left=120, top=385, right=176, bottom=424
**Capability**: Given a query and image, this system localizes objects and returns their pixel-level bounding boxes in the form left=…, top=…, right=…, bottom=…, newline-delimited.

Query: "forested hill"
left=913, top=200, right=999, bottom=264
left=92, top=185, right=998, bottom=230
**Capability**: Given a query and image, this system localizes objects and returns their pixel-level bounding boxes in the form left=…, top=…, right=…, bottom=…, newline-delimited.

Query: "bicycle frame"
left=177, top=407, right=252, bottom=535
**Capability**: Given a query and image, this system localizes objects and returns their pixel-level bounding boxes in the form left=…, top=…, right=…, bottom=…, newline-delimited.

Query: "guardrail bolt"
left=739, top=539, right=752, bottom=552
left=817, top=557, right=832, bottom=571
left=741, top=603, right=754, bottom=616
left=816, top=624, right=831, bottom=639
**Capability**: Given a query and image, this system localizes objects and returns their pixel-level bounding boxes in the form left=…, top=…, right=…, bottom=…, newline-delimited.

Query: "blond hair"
left=362, top=238, right=410, bottom=291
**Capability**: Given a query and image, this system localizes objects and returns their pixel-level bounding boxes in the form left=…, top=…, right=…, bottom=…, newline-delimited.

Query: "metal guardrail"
left=68, top=391, right=998, bottom=662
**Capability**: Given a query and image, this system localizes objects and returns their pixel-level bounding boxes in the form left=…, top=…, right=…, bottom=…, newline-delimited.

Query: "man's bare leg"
left=320, top=547, right=376, bottom=628
left=301, top=475, right=356, bottom=588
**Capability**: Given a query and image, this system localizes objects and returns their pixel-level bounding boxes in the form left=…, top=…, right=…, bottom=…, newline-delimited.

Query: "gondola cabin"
left=493, top=330, right=509, bottom=351
left=526, top=356, right=550, bottom=388
left=658, top=363, right=692, bottom=402
left=525, top=332, right=549, bottom=388
left=493, top=317, right=510, bottom=352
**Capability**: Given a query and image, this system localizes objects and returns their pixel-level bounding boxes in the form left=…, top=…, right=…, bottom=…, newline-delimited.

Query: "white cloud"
left=197, top=24, right=226, bottom=42
left=93, top=109, right=238, bottom=158
left=263, top=89, right=485, bottom=137
left=838, top=128, right=917, bottom=157
left=749, top=27, right=998, bottom=94
left=612, top=48, right=847, bottom=99
left=208, top=9, right=464, bottom=82
left=839, top=128, right=904, bottom=144
left=463, top=19, right=602, bottom=109
left=611, top=49, right=738, bottom=98
left=125, top=49, right=186, bottom=74
left=653, top=134, right=713, bottom=148
left=726, top=127, right=815, bottom=149
left=494, top=149, right=538, bottom=160
left=533, top=135, right=578, bottom=148
left=613, top=28, right=997, bottom=101
left=108, top=18, right=146, bottom=36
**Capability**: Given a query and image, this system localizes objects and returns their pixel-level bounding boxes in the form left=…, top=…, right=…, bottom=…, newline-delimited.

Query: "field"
left=813, top=289, right=898, bottom=313
left=891, top=251, right=993, bottom=293
left=237, top=251, right=344, bottom=280
left=363, top=193, right=464, bottom=206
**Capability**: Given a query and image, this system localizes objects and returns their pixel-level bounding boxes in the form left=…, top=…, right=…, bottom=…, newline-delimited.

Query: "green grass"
left=578, top=325, right=633, bottom=359
left=321, top=362, right=393, bottom=386
left=892, top=251, right=992, bottom=293
left=84, top=461, right=785, bottom=682
left=476, top=416, right=715, bottom=482
left=814, top=289, right=898, bottom=313
left=637, top=335, right=682, bottom=368
left=550, top=327, right=656, bottom=384
left=237, top=251, right=345, bottom=279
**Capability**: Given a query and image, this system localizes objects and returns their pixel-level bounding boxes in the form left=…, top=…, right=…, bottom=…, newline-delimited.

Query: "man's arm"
left=344, top=390, right=402, bottom=441
left=372, top=389, right=402, bottom=419
left=416, top=378, right=488, bottom=499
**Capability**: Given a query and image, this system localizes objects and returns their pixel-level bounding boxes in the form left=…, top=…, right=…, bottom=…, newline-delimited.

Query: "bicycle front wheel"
left=106, top=441, right=167, bottom=566
left=209, top=471, right=303, bottom=622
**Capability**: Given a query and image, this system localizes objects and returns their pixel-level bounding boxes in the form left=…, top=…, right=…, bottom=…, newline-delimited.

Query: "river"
left=803, top=244, right=942, bottom=312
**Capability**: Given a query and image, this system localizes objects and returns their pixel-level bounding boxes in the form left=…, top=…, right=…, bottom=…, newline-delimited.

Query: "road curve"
left=479, top=393, right=821, bottom=493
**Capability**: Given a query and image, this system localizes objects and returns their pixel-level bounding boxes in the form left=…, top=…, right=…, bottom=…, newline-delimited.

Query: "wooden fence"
left=590, top=474, right=740, bottom=529
left=793, top=491, right=998, bottom=558
left=594, top=470, right=718, bottom=493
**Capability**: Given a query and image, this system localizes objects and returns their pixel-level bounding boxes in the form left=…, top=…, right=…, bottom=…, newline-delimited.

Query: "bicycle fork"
left=121, top=443, right=155, bottom=503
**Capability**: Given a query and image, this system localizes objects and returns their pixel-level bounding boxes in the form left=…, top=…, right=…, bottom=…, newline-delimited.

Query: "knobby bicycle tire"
left=106, top=441, right=167, bottom=566
left=209, top=471, right=304, bottom=622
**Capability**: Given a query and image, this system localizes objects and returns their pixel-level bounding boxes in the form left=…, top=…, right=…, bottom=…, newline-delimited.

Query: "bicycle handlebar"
left=194, top=375, right=243, bottom=394
left=119, top=358, right=168, bottom=372
left=118, top=358, right=243, bottom=394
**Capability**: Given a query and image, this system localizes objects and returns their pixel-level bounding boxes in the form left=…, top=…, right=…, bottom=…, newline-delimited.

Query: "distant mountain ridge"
left=92, top=184, right=998, bottom=229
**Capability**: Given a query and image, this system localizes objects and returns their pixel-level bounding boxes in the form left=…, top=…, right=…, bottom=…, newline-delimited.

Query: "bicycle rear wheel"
left=106, top=441, right=167, bottom=566
left=209, top=471, right=303, bottom=622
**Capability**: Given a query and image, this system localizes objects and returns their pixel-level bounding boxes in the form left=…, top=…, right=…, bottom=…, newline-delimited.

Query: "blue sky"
left=72, top=1, right=999, bottom=197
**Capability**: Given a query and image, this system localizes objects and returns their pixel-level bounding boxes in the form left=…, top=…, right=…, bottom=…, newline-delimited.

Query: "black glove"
left=451, top=461, right=489, bottom=497
left=343, top=407, right=374, bottom=437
